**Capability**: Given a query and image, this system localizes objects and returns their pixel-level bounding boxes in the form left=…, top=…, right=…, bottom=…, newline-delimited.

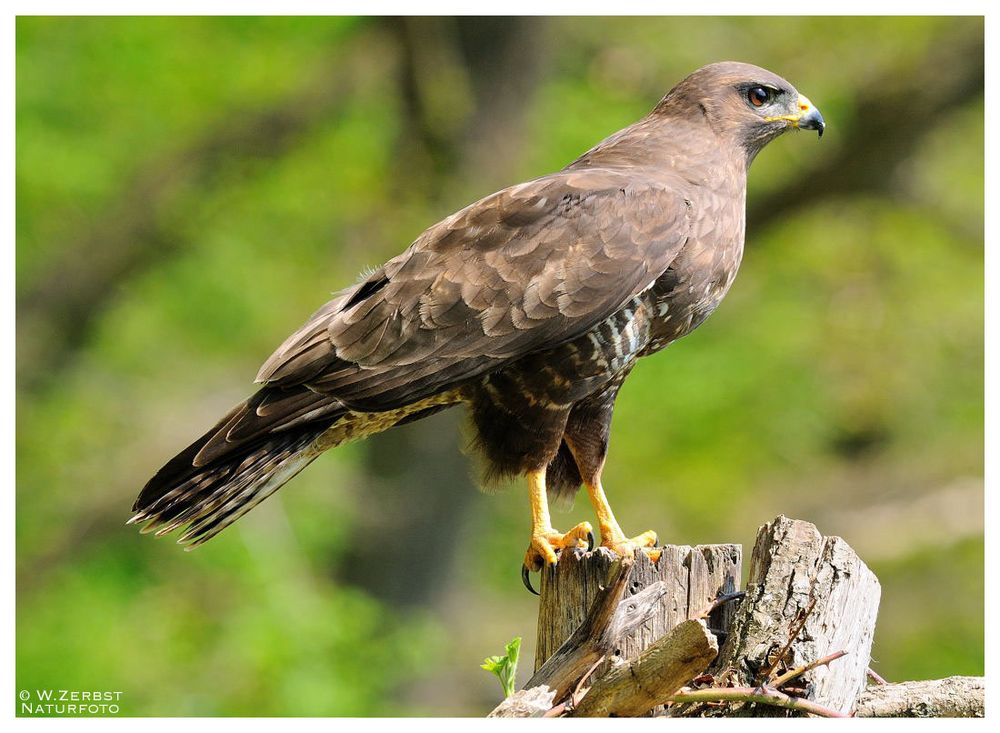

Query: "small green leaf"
left=481, top=636, right=521, bottom=698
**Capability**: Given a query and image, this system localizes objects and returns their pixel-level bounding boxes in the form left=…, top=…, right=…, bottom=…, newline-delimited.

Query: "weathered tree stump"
left=492, top=515, right=981, bottom=719
left=523, top=554, right=671, bottom=701
left=534, top=543, right=741, bottom=675
left=703, top=515, right=881, bottom=716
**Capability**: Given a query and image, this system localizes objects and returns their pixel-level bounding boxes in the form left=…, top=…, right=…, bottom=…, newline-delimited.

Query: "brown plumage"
left=131, top=62, right=824, bottom=581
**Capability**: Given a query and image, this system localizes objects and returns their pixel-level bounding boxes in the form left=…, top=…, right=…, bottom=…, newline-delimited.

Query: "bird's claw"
left=605, top=529, right=661, bottom=562
left=521, top=521, right=593, bottom=595
left=522, top=565, right=539, bottom=595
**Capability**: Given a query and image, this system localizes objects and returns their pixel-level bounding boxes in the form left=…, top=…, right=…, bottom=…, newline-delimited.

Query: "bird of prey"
left=131, top=62, right=824, bottom=593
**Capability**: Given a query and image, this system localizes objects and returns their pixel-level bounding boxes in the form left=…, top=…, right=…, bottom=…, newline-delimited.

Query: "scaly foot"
left=521, top=521, right=594, bottom=594
left=602, top=528, right=661, bottom=563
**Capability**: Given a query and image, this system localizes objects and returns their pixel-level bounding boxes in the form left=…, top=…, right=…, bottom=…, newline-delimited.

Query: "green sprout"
left=481, top=636, right=521, bottom=698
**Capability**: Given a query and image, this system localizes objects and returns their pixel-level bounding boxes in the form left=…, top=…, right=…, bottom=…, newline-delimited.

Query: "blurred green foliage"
left=16, top=16, right=982, bottom=716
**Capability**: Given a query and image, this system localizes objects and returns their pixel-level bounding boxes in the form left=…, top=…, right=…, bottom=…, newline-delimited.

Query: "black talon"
left=586, top=530, right=595, bottom=552
left=522, top=565, right=539, bottom=595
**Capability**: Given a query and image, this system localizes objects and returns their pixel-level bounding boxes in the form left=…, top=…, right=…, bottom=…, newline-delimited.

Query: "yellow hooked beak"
left=765, top=95, right=826, bottom=137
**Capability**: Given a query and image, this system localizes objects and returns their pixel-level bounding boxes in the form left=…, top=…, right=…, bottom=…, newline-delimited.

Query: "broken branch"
left=571, top=619, right=718, bottom=717
left=667, top=685, right=849, bottom=718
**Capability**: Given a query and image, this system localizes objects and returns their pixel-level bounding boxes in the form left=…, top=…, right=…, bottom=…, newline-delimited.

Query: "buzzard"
left=131, top=62, right=824, bottom=593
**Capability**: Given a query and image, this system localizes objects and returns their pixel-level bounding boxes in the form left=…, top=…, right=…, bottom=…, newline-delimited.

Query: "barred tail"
left=132, top=387, right=463, bottom=547
left=130, top=388, right=346, bottom=548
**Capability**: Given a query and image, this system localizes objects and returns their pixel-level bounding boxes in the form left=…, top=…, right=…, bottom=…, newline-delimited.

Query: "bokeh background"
left=16, top=16, right=983, bottom=716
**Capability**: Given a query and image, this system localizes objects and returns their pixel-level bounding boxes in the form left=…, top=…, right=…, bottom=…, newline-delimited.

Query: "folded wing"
left=256, top=167, right=692, bottom=411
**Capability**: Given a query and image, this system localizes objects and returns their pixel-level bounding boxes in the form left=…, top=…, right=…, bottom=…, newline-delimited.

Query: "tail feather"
left=131, top=427, right=328, bottom=548
left=133, top=387, right=464, bottom=547
left=132, top=387, right=346, bottom=547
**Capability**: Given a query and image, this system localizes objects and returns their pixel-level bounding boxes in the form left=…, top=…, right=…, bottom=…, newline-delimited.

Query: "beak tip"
left=798, top=107, right=826, bottom=139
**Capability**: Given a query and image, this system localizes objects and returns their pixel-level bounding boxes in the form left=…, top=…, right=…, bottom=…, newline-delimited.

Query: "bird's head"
left=655, top=61, right=825, bottom=163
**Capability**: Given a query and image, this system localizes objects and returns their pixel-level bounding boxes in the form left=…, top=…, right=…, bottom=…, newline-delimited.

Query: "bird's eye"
left=748, top=86, right=772, bottom=107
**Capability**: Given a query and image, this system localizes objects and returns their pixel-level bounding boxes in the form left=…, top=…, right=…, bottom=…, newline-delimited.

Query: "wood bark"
left=534, top=543, right=741, bottom=675
left=488, top=686, right=555, bottom=718
left=494, top=516, right=977, bottom=719
left=523, top=554, right=635, bottom=700
left=706, top=515, right=880, bottom=716
left=854, top=676, right=985, bottom=718
left=572, top=619, right=718, bottom=717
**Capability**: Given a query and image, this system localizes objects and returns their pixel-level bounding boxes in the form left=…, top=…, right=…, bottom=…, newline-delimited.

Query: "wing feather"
left=257, top=167, right=691, bottom=410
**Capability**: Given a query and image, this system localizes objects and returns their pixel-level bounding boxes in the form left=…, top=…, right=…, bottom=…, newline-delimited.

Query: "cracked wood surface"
left=534, top=543, right=741, bottom=676
left=572, top=619, right=718, bottom=717
left=855, top=676, right=984, bottom=718
left=709, top=515, right=881, bottom=716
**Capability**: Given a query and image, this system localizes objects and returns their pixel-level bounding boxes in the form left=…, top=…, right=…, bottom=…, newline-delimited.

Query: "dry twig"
left=758, top=597, right=817, bottom=685
left=867, top=667, right=888, bottom=685
left=667, top=685, right=850, bottom=718
left=771, top=650, right=848, bottom=689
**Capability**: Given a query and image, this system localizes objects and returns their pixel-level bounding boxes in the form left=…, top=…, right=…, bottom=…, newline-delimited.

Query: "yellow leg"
left=586, top=479, right=659, bottom=561
left=522, top=468, right=593, bottom=592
